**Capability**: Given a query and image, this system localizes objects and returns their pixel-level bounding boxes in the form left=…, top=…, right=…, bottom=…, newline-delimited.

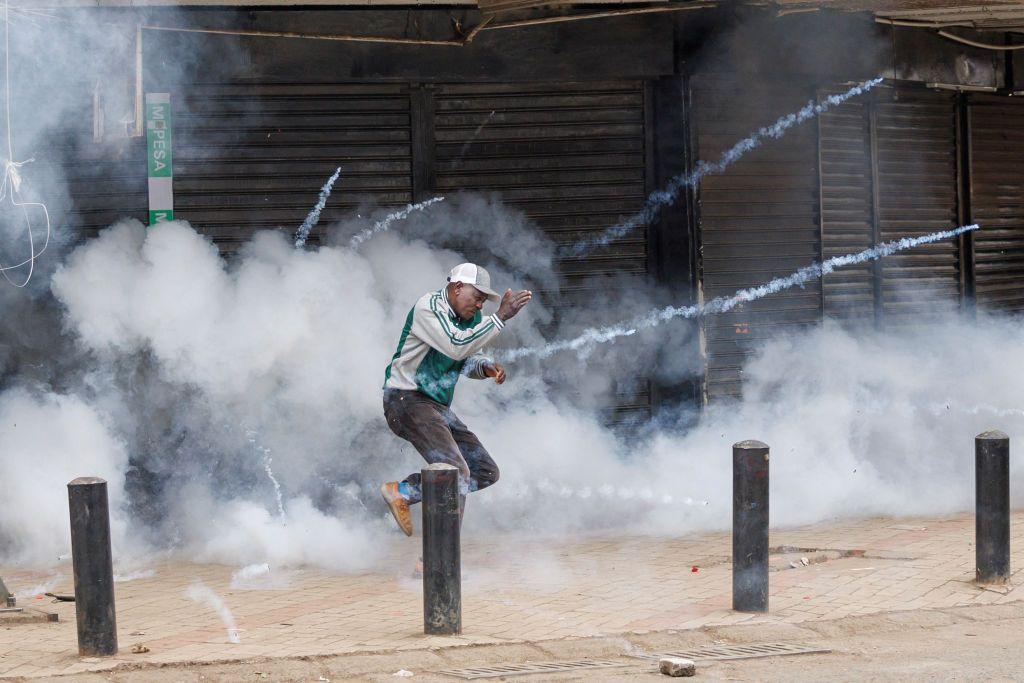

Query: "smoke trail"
left=263, top=454, right=286, bottom=520
left=348, top=196, right=445, bottom=248
left=562, top=76, right=884, bottom=258
left=185, top=581, right=241, bottom=644
left=114, top=569, right=155, bottom=583
left=246, top=430, right=285, bottom=520
left=457, top=110, right=496, bottom=160
left=509, top=224, right=979, bottom=360
left=16, top=574, right=61, bottom=599
left=293, top=166, right=341, bottom=248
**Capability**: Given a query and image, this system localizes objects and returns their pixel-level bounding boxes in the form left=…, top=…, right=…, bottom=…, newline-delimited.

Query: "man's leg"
left=382, top=390, right=470, bottom=535
left=447, top=411, right=500, bottom=495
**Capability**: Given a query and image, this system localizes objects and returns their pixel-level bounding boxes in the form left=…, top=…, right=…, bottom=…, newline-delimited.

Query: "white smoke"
left=0, top=389, right=128, bottom=565
left=466, top=312, right=1024, bottom=536
left=28, top=210, right=1023, bottom=561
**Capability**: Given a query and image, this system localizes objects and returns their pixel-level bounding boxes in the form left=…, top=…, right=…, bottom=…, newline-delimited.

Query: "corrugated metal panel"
left=874, top=89, right=961, bottom=317
left=818, top=93, right=875, bottom=321
left=969, top=94, right=1024, bottom=312
left=172, top=82, right=412, bottom=250
left=60, top=143, right=149, bottom=238
left=434, top=81, right=650, bottom=423
left=694, top=77, right=821, bottom=400
left=435, top=81, right=648, bottom=300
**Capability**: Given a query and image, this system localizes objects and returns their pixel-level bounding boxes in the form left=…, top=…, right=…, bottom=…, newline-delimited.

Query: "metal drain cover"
left=438, top=658, right=631, bottom=679
left=635, top=642, right=831, bottom=662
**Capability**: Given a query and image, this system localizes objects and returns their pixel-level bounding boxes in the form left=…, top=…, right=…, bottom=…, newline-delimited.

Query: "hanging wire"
left=0, top=0, right=51, bottom=288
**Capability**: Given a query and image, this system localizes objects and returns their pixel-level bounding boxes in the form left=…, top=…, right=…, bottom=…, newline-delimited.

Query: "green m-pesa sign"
left=146, top=93, right=173, bottom=224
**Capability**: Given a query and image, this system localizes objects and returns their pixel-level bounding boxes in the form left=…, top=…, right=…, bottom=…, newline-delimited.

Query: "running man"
left=380, top=263, right=532, bottom=535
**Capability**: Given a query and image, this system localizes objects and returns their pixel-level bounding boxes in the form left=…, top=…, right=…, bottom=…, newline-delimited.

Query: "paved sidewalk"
left=1, top=511, right=1021, bottom=679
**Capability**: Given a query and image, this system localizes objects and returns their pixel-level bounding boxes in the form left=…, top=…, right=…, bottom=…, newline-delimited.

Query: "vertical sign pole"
left=145, top=92, right=173, bottom=224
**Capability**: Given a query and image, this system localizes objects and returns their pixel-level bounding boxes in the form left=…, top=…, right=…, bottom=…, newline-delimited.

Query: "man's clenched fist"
left=483, top=362, right=506, bottom=384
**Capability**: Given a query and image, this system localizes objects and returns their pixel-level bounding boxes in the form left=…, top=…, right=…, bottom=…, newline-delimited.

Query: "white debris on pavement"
left=659, top=657, right=696, bottom=677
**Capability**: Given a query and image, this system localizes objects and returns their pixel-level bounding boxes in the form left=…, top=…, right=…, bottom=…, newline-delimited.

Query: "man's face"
left=448, top=282, right=488, bottom=321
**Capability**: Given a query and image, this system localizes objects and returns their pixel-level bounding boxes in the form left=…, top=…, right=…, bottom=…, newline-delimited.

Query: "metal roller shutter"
left=693, top=77, right=821, bottom=401
left=433, top=81, right=652, bottom=424
left=60, top=146, right=148, bottom=239
left=969, top=95, right=1024, bottom=312
left=172, top=82, right=413, bottom=250
left=819, top=86, right=963, bottom=323
left=818, top=93, right=876, bottom=321
left=873, top=89, right=961, bottom=317
left=434, top=81, right=649, bottom=301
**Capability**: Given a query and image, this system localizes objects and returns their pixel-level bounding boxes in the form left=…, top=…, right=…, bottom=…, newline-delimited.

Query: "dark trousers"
left=383, top=389, right=500, bottom=508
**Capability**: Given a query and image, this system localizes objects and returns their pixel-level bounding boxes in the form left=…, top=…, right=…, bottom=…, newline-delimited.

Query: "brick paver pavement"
left=1, top=511, right=1021, bottom=678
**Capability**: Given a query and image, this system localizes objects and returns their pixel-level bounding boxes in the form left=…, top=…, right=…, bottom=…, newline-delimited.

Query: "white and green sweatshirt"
left=383, top=288, right=505, bottom=405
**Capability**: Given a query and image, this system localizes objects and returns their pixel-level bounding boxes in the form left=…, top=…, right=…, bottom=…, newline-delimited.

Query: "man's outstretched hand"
left=483, top=362, right=506, bottom=384
left=497, top=289, right=532, bottom=322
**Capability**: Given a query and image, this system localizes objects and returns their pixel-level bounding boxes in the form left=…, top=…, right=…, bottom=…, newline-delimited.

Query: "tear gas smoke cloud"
left=511, top=224, right=979, bottom=361
left=15, top=212, right=1017, bottom=569
left=0, top=390, right=128, bottom=565
left=293, top=166, right=341, bottom=249
left=563, top=76, right=884, bottom=257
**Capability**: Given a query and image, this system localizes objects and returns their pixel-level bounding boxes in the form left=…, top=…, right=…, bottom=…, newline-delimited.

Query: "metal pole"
left=733, top=440, right=769, bottom=612
left=68, top=477, right=118, bottom=656
left=976, top=430, right=1010, bottom=584
left=422, top=463, right=461, bottom=635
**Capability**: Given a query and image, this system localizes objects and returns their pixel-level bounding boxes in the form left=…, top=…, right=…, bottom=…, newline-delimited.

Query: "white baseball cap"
left=447, top=263, right=500, bottom=303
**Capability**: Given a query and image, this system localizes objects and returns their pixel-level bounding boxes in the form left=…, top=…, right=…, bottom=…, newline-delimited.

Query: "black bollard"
left=422, top=463, right=461, bottom=635
left=68, top=477, right=118, bottom=656
left=733, top=440, right=769, bottom=613
left=976, top=431, right=1010, bottom=584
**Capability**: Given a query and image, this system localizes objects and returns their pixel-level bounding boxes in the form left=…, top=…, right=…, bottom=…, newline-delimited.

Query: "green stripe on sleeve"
left=429, top=295, right=495, bottom=345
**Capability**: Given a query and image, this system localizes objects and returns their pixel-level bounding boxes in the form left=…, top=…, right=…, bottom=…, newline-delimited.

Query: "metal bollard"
left=68, top=477, right=118, bottom=656
left=976, top=431, right=1010, bottom=584
left=422, top=463, right=461, bottom=635
left=733, top=440, right=769, bottom=613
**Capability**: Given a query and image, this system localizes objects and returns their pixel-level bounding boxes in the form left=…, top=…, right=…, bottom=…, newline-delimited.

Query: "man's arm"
left=463, top=355, right=506, bottom=383
left=462, top=355, right=492, bottom=379
left=411, top=294, right=505, bottom=361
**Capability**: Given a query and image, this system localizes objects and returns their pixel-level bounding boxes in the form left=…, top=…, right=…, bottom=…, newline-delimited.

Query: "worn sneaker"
left=380, top=482, right=413, bottom=536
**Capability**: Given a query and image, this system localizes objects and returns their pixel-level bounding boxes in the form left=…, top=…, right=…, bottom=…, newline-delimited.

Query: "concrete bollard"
left=422, top=463, right=461, bottom=635
left=733, top=440, right=769, bottom=613
left=976, top=431, right=1010, bottom=584
left=68, top=477, right=118, bottom=656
